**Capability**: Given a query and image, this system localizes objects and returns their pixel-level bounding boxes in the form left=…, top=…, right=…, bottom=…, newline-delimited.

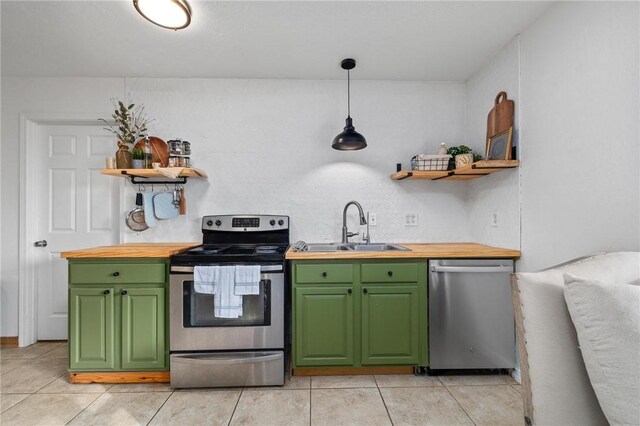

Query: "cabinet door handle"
left=121, top=290, right=128, bottom=295
left=363, top=288, right=368, bottom=294
left=347, top=288, right=352, bottom=294
left=387, top=271, right=393, bottom=277
left=322, top=272, right=327, bottom=277
left=103, top=290, right=110, bottom=295
left=112, top=272, right=120, bottom=277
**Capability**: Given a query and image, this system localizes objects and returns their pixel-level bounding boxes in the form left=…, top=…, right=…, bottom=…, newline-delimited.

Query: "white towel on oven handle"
left=234, top=265, right=261, bottom=295
left=214, top=266, right=243, bottom=318
left=193, top=265, right=219, bottom=294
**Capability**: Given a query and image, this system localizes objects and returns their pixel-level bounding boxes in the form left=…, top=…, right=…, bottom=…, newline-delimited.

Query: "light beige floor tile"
left=0, top=342, right=62, bottom=359
left=69, top=392, right=171, bottom=426
left=0, top=393, right=98, bottom=426
left=311, top=388, right=391, bottom=426
left=512, top=384, right=523, bottom=394
left=375, top=374, right=442, bottom=388
left=245, top=375, right=311, bottom=391
left=448, top=385, right=524, bottom=425
left=231, top=389, right=309, bottom=426
left=38, top=376, right=111, bottom=394
left=38, top=344, right=68, bottom=359
left=0, top=358, right=67, bottom=393
left=439, top=374, right=517, bottom=386
left=0, top=393, right=29, bottom=413
left=311, top=374, right=376, bottom=389
left=380, top=386, right=473, bottom=425
left=149, top=390, right=240, bottom=425
left=108, top=383, right=172, bottom=392
left=0, top=360, right=27, bottom=376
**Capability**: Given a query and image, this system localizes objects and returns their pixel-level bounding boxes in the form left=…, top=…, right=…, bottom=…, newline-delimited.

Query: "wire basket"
left=411, top=154, right=452, bottom=171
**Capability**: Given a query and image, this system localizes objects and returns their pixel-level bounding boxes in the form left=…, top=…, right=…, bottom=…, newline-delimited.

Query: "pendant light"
left=332, top=58, right=367, bottom=151
left=133, top=0, right=192, bottom=31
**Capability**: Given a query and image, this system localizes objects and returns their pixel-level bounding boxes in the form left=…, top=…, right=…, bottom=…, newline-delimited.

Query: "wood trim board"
left=70, top=371, right=170, bottom=384
left=0, top=336, right=19, bottom=348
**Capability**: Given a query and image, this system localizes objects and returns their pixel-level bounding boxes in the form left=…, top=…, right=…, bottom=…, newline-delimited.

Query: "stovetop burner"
left=171, top=214, right=290, bottom=265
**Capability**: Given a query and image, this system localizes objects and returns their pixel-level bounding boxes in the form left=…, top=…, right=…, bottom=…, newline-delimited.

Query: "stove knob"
left=270, top=219, right=276, bottom=226
left=206, top=220, right=213, bottom=227
left=278, top=219, right=284, bottom=226
left=215, top=220, right=222, bottom=227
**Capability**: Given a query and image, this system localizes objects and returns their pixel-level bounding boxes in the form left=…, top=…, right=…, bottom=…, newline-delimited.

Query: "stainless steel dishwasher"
left=428, top=259, right=515, bottom=370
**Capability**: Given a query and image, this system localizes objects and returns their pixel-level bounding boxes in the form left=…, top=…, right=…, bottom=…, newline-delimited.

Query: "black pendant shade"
left=333, top=58, right=367, bottom=151
left=332, top=117, right=367, bottom=150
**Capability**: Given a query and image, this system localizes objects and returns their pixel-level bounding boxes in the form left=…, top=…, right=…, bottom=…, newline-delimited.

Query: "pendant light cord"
left=347, top=69, right=351, bottom=118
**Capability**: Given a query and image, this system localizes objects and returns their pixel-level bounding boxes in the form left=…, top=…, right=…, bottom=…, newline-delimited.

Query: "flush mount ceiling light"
left=332, top=58, right=367, bottom=151
left=133, top=0, right=192, bottom=30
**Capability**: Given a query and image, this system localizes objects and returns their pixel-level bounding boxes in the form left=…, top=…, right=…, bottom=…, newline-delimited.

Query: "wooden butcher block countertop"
left=61, top=242, right=200, bottom=259
left=286, top=243, right=520, bottom=260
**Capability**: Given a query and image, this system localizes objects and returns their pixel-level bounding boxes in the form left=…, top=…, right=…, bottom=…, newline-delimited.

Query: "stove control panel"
left=202, top=215, right=289, bottom=232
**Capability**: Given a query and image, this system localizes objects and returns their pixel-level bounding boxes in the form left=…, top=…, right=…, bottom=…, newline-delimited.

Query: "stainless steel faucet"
left=341, top=201, right=368, bottom=244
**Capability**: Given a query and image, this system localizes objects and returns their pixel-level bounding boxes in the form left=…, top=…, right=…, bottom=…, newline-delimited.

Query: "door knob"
left=363, top=288, right=368, bottom=294
left=34, top=240, right=47, bottom=247
left=121, top=290, right=128, bottom=295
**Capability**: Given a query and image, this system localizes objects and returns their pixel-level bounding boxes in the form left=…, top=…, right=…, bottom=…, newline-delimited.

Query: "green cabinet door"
left=69, top=287, right=115, bottom=370
left=121, top=287, right=166, bottom=370
left=361, top=286, right=419, bottom=365
left=295, top=287, right=354, bottom=366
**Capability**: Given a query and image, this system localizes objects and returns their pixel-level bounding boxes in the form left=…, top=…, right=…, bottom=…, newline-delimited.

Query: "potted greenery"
left=447, top=145, right=483, bottom=170
left=99, top=99, right=152, bottom=169
left=131, top=148, right=144, bottom=169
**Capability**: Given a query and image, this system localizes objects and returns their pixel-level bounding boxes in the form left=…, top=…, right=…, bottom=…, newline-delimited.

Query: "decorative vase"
left=115, top=143, right=133, bottom=169
left=132, top=159, right=144, bottom=169
left=455, top=153, right=474, bottom=169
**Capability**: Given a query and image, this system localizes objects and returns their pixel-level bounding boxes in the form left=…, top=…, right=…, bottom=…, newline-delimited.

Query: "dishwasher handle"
left=430, top=265, right=513, bottom=273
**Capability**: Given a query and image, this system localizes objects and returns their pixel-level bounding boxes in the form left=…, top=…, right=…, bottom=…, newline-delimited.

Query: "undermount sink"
left=345, top=243, right=410, bottom=252
left=305, top=244, right=351, bottom=252
left=304, top=243, right=409, bottom=252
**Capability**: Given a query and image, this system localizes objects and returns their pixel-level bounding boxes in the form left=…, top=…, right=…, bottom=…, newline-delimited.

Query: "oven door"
left=170, top=264, right=284, bottom=351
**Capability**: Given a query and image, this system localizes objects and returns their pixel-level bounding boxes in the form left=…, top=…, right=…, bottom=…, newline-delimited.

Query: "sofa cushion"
left=514, top=251, right=639, bottom=425
left=564, top=274, right=640, bottom=426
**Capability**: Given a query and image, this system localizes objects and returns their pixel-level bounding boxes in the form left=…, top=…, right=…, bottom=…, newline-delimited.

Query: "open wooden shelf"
left=100, top=168, right=207, bottom=178
left=391, top=160, right=519, bottom=181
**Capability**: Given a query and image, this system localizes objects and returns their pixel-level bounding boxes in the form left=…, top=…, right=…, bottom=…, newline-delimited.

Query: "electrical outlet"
left=404, top=212, right=418, bottom=227
left=491, top=211, right=499, bottom=227
left=369, top=212, right=377, bottom=226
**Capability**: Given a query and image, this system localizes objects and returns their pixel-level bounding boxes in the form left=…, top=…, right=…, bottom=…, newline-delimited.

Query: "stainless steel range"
left=169, top=214, right=289, bottom=388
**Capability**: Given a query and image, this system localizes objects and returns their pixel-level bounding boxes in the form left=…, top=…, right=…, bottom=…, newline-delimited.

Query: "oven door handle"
left=171, top=265, right=283, bottom=273
left=172, top=353, right=282, bottom=365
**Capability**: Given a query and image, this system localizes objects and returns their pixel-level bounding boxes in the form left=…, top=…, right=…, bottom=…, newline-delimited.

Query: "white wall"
left=518, top=1, right=640, bottom=271
left=1, top=77, right=469, bottom=336
left=465, top=37, right=521, bottom=250
left=122, top=78, right=469, bottom=244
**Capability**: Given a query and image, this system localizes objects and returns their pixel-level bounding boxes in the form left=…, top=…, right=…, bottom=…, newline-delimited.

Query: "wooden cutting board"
left=133, top=136, right=169, bottom=167
left=486, top=91, right=514, bottom=141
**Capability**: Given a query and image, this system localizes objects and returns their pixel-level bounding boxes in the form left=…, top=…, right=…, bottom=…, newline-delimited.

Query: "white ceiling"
left=1, top=1, right=552, bottom=81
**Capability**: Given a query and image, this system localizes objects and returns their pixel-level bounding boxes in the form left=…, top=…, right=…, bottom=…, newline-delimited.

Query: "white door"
left=34, top=124, right=119, bottom=340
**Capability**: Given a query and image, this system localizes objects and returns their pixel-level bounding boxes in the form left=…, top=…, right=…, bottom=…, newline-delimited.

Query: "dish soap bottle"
left=438, top=143, right=448, bottom=155
left=143, top=136, right=153, bottom=169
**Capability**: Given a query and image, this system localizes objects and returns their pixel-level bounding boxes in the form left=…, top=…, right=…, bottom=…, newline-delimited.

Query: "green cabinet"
left=361, top=285, right=419, bottom=365
left=121, top=287, right=165, bottom=370
left=295, top=287, right=354, bottom=366
left=69, top=287, right=115, bottom=370
left=68, top=259, right=168, bottom=372
left=292, top=260, right=427, bottom=369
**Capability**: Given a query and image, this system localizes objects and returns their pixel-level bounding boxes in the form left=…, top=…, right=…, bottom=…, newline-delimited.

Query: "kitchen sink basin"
left=345, top=243, right=410, bottom=251
left=305, top=244, right=351, bottom=252
left=304, top=243, right=409, bottom=252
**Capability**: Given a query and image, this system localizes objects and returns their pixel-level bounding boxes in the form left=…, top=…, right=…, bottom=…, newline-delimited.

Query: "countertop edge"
left=285, top=243, right=520, bottom=260
left=60, top=243, right=200, bottom=259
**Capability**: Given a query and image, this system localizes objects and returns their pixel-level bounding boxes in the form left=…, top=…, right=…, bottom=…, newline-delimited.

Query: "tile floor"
left=1, top=342, right=524, bottom=425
